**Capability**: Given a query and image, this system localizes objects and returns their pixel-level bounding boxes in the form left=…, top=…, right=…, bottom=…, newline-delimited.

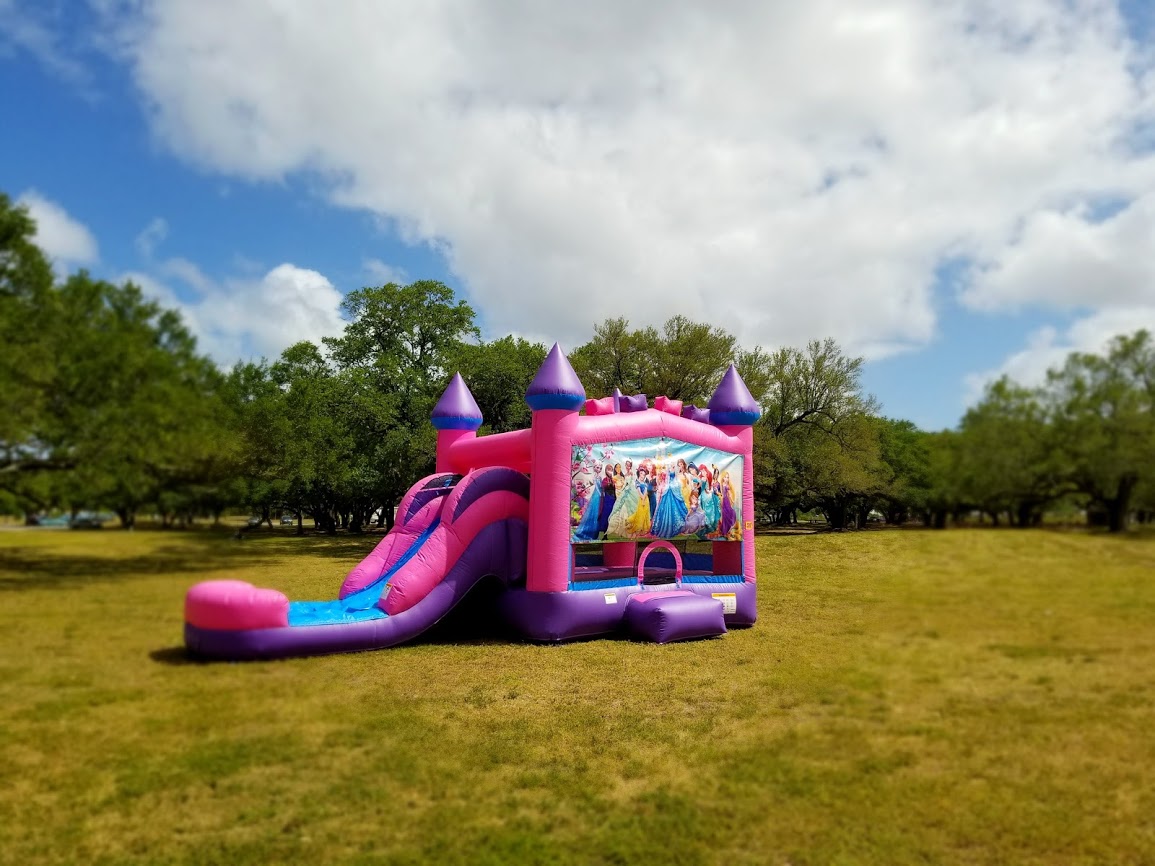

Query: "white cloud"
left=159, top=256, right=215, bottom=295
left=18, top=189, right=99, bottom=268
left=964, top=306, right=1155, bottom=402
left=97, top=0, right=1155, bottom=357
left=124, top=261, right=346, bottom=363
left=362, top=258, right=408, bottom=286
left=134, top=216, right=168, bottom=258
left=963, top=192, right=1155, bottom=311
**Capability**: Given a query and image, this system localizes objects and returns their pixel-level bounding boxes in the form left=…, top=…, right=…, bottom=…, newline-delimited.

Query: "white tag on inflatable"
left=712, top=592, right=737, bottom=615
left=604, top=593, right=617, bottom=605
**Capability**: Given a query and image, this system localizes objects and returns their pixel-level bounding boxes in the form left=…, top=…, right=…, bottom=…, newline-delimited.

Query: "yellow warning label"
left=712, top=592, right=737, bottom=615
left=744, top=520, right=754, bottom=530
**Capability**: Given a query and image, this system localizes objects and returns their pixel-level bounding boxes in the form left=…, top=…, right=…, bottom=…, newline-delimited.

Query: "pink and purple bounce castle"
left=183, top=345, right=759, bottom=659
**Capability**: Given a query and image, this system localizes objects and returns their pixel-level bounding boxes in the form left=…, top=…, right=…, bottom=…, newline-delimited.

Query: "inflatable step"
left=625, top=591, right=727, bottom=644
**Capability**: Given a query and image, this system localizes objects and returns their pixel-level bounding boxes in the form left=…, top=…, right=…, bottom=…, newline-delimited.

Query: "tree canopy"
left=2, top=189, right=1151, bottom=533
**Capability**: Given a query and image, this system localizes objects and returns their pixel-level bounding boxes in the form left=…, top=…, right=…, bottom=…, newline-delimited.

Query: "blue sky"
left=2, top=1, right=1153, bottom=431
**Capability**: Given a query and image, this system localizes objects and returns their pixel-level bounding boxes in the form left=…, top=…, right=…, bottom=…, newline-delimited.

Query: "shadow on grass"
left=0, top=528, right=392, bottom=594
left=0, top=542, right=269, bottom=593
left=884, top=523, right=1155, bottom=540
left=754, top=527, right=823, bottom=537
left=231, top=531, right=384, bottom=561
left=149, top=646, right=203, bottom=666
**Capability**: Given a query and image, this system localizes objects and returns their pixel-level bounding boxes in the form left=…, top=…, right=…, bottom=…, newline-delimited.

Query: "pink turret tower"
left=524, top=344, right=585, bottom=593
left=707, top=365, right=760, bottom=581
left=432, top=373, right=483, bottom=473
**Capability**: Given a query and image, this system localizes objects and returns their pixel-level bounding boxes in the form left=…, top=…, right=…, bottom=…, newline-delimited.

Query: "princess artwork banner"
left=570, top=437, right=743, bottom=542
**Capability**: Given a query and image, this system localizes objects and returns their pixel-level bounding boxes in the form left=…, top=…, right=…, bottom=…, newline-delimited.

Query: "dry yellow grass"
left=0, top=525, right=1153, bottom=865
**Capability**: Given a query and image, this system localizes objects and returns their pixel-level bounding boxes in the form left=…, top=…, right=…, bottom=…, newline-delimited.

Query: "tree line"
left=2, top=192, right=1152, bottom=532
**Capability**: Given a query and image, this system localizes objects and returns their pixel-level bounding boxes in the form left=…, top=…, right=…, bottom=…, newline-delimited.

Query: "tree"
left=745, top=339, right=879, bottom=525
left=324, top=280, right=479, bottom=527
left=874, top=418, right=933, bottom=525
left=570, top=315, right=738, bottom=404
left=955, top=378, right=1068, bottom=526
left=1046, top=330, right=1155, bottom=533
left=2, top=192, right=237, bottom=524
left=266, top=342, right=366, bottom=533
left=743, top=338, right=875, bottom=437
left=776, top=412, right=888, bottom=529
left=919, top=431, right=963, bottom=529
left=0, top=192, right=60, bottom=481
left=51, top=274, right=234, bottom=527
left=450, top=336, right=546, bottom=433
left=1, top=257, right=233, bottom=523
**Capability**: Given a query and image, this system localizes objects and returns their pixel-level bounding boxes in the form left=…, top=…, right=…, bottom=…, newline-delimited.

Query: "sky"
left=2, top=0, right=1154, bottom=431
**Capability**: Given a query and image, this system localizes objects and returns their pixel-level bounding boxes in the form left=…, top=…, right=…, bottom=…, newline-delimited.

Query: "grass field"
left=1, top=525, right=1153, bottom=865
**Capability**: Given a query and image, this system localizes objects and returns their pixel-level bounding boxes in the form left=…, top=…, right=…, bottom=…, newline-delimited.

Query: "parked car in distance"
left=246, top=515, right=263, bottom=527
left=281, top=514, right=296, bottom=525
left=34, top=514, right=71, bottom=527
left=69, top=512, right=105, bottom=529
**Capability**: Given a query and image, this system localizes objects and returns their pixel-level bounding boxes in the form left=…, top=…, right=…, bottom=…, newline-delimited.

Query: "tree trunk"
left=383, top=502, right=395, bottom=531
left=116, top=507, right=136, bottom=530
left=825, top=501, right=848, bottom=530
left=1016, top=502, right=1035, bottom=529
left=1106, top=476, right=1137, bottom=533
left=932, top=509, right=947, bottom=530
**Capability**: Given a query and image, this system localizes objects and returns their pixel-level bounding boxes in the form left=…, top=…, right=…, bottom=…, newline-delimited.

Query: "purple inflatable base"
left=497, top=581, right=756, bottom=642
left=624, top=592, right=727, bottom=644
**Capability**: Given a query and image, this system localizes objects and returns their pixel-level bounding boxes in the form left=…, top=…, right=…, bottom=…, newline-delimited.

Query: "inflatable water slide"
left=184, top=345, right=760, bottom=659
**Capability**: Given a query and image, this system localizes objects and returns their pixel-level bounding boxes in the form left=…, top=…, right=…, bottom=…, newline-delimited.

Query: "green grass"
left=1, top=526, right=1153, bottom=865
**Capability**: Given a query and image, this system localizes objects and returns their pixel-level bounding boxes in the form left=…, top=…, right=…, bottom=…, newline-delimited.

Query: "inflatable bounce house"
left=184, top=345, right=759, bottom=659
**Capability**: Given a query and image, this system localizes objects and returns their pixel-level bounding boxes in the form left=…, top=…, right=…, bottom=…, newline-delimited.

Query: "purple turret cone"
left=708, top=364, right=760, bottom=427
left=612, top=387, right=623, bottom=413
left=432, top=373, right=483, bottom=430
left=526, top=343, right=586, bottom=411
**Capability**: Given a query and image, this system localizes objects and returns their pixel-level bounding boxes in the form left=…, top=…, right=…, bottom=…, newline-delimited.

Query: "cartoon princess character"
left=680, top=491, right=707, bottom=537
left=676, top=458, right=693, bottom=509
left=606, top=463, right=638, bottom=539
left=698, top=465, right=720, bottom=534
left=574, top=464, right=603, bottom=540
left=641, top=460, right=657, bottom=516
left=719, top=470, right=738, bottom=539
left=651, top=460, right=688, bottom=537
left=595, top=463, right=617, bottom=539
left=625, top=467, right=653, bottom=537
left=571, top=479, right=588, bottom=526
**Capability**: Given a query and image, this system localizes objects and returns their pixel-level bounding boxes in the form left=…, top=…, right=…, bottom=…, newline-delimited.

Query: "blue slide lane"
left=286, top=516, right=442, bottom=627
